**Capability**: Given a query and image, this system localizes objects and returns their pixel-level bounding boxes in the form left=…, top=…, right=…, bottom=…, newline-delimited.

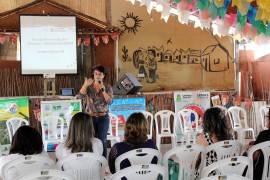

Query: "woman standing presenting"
left=79, top=65, right=113, bottom=158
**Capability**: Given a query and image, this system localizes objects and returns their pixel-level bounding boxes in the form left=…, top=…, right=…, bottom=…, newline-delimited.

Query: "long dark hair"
left=124, top=112, right=149, bottom=146
left=9, top=126, right=43, bottom=155
left=202, top=107, right=232, bottom=141
left=65, top=112, right=94, bottom=153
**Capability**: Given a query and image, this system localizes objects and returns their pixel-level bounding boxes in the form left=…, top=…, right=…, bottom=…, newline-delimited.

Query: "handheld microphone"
left=98, top=80, right=101, bottom=84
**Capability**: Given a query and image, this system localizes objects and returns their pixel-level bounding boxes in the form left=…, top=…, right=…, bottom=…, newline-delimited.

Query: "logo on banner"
left=197, top=93, right=209, bottom=100
left=179, top=94, right=192, bottom=101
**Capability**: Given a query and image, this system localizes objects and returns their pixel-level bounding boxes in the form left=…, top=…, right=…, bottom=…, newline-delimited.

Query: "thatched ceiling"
left=0, top=0, right=120, bottom=34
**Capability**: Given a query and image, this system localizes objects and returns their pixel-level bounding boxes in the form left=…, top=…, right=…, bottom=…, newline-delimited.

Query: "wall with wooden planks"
left=0, top=0, right=107, bottom=23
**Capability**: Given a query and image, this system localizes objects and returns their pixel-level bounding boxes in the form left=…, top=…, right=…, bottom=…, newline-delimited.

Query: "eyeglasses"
left=94, top=72, right=103, bottom=76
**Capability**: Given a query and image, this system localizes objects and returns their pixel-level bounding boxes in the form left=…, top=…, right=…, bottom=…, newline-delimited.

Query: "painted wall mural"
left=112, top=0, right=235, bottom=92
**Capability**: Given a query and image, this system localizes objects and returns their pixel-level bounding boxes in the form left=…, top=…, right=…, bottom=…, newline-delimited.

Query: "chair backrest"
left=204, top=140, right=243, bottom=168
left=41, top=115, right=64, bottom=141
left=248, top=141, right=270, bottom=180
left=115, top=148, right=162, bottom=172
left=228, top=106, right=249, bottom=129
left=259, top=105, right=270, bottom=130
left=154, top=110, right=175, bottom=135
left=15, top=169, right=75, bottom=180
left=200, top=174, right=250, bottom=180
left=2, top=155, right=55, bottom=180
left=213, top=105, right=228, bottom=115
left=177, top=109, right=199, bottom=134
left=111, top=164, right=168, bottom=180
left=108, top=113, right=119, bottom=137
left=56, top=152, right=107, bottom=180
left=6, top=117, right=29, bottom=143
left=163, top=144, right=206, bottom=180
left=201, top=156, right=252, bottom=178
left=140, top=110, right=154, bottom=139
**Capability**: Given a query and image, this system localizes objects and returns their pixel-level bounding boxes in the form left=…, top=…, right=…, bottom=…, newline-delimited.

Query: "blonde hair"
left=65, top=112, right=94, bottom=152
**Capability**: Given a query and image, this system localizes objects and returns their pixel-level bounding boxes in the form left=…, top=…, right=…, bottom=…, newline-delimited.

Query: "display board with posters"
left=109, top=97, right=146, bottom=140
left=41, top=99, right=82, bottom=150
left=174, top=91, right=211, bottom=141
left=0, top=98, right=29, bottom=151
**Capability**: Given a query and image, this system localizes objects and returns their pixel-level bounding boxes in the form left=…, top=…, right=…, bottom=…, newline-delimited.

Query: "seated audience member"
left=0, top=126, right=49, bottom=180
left=108, top=112, right=158, bottom=174
left=55, top=112, right=103, bottom=179
left=244, top=108, right=270, bottom=180
left=196, top=107, right=233, bottom=176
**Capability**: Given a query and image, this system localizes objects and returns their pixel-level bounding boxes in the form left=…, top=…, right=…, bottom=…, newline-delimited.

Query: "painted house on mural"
left=201, top=45, right=229, bottom=72
left=163, top=50, right=174, bottom=62
left=152, top=46, right=164, bottom=62
left=180, top=49, right=190, bottom=64
left=190, top=50, right=201, bottom=64
left=173, top=49, right=182, bottom=63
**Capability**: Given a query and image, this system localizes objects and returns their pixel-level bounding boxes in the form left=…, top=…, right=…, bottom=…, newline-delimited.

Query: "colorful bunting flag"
left=94, top=36, right=100, bottom=46
left=0, top=36, right=6, bottom=44
left=102, top=35, right=109, bottom=44
left=84, top=37, right=90, bottom=46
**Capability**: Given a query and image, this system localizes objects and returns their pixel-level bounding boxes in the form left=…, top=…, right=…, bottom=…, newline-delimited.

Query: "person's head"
left=148, top=49, right=156, bottom=60
left=202, top=107, right=232, bottom=141
left=124, top=112, right=149, bottom=146
left=65, top=112, right=94, bottom=153
left=93, top=65, right=107, bottom=82
left=133, top=50, right=144, bottom=63
left=9, top=126, right=43, bottom=155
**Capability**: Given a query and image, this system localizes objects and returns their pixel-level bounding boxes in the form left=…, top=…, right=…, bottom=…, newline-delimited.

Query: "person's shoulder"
left=0, top=154, right=22, bottom=167
left=92, top=137, right=102, bottom=144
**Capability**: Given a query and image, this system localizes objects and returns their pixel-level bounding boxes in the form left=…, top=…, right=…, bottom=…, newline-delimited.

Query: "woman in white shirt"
left=55, top=112, right=103, bottom=179
left=0, top=126, right=49, bottom=180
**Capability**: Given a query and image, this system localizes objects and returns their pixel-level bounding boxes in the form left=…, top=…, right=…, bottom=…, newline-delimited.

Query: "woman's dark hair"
left=124, top=112, right=149, bottom=146
left=202, top=107, right=232, bottom=141
left=93, top=65, right=107, bottom=78
left=9, top=126, right=43, bottom=155
left=65, top=112, right=94, bottom=153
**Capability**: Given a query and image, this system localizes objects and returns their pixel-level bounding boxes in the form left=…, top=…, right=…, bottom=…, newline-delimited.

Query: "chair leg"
left=156, top=137, right=161, bottom=151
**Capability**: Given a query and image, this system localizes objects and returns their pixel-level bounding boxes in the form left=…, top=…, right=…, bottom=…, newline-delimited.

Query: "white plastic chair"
left=203, top=140, right=243, bottom=169
left=200, top=174, right=250, bottom=180
left=248, top=141, right=270, bottom=180
left=56, top=152, right=107, bottom=180
left=201, top=156, right=252, bottom=178
left=140, top=110, right=154, bottom=139
left=177, top=109, right=199, bottom=144
left=154, top=110, right=176, bottom=150
left=2, top=155, right=55, bottom=180
left=111, top=164, right=168, bottom=180
left=41, top=115, right=64, bottom=151
left=214, top=105, right=228, bottom=115
left=107, top=113, right=120, bottom=146
left=115, top=148, right=162, bottom=172
left=228, top=106, right=255, bottom=144
left=15, top=169, right=75, bottom=180
left=6, top=117, right=29, bottom=143
left=259, top=105, right=270, bottom=130
left=163, top=144, right=206, bottom=180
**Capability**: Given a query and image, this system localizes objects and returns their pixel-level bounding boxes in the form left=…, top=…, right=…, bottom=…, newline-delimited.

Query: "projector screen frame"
left=19, top=14, right=78, bottom=75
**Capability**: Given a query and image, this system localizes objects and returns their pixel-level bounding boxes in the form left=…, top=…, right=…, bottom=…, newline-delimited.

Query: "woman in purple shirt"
left=108, top=112, right=158, bottom=174
left=79, top=65, right=113, bottom=158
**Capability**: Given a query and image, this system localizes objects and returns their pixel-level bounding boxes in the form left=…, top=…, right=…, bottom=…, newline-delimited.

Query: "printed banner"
left=41, top=99, right=82, bottom=150
left=109, top=97, right=146, bottom=140
left=174, top=91, right=211, bottom=141
left=0, top=98, right=29, bottom=150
